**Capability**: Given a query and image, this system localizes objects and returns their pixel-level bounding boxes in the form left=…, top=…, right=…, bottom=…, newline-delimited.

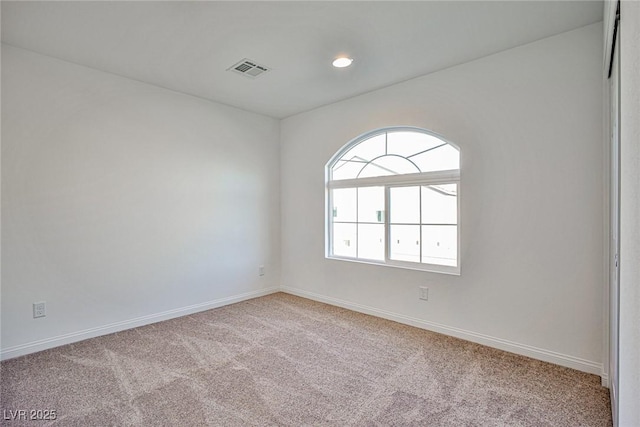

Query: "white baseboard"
left=281, top=286, right=606, bottom=380
left=2, top=285, right=608, bottom=387
left=0, top=287, right=280, bottom=361
left=601, top=372, right=609, bottom=388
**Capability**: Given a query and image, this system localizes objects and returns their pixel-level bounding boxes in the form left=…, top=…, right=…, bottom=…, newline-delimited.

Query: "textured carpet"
left=1, top=293, right=611, bottom=426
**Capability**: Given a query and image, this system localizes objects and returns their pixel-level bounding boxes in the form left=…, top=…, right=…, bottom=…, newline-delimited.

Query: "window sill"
left=326, top=255, right=460, bottom=276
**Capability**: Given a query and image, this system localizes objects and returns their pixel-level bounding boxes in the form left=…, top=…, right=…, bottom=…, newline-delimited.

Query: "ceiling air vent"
left=227, top=58, right=270, bottom=79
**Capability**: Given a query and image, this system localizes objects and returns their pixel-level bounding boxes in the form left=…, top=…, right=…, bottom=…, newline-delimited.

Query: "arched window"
left=326, top=127, right=460, bottom=274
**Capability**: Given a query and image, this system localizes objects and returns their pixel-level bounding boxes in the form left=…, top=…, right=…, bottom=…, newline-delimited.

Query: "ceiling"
left=1, top=1, right=603, bottom=119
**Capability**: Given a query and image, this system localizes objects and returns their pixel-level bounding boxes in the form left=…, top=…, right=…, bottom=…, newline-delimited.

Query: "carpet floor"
left=1, top=292, right=611, bottom=426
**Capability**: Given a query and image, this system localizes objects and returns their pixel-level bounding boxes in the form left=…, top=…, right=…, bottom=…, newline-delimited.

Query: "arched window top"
left=330, top=128, right=459, bottom=181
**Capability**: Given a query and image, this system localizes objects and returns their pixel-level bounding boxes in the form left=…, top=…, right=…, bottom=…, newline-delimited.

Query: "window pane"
left=358, top=155, right=420, bottom=178
left=358, top=186, right=384, bottom=223
left=339, top=134, right=386, bottom=163
left=422, top=184, right=457, bottom=224
left=422, top=225, right=457, bottom=266
left=390, top=225, right=420, bottom=263
left=332, top=135, right=386, bottom=180
left=357, top=224, right=384, bottom=261
left=411, top=144, right=459, bottom=172
left=331, top=188, right=356, bottom=222
left=332, top=159, right=367, bottom=180
left=387, top=131, right=444, bottom=158
left=333, top=223, right=357, bottom=258
left=390, top=186, right=420, bottom=224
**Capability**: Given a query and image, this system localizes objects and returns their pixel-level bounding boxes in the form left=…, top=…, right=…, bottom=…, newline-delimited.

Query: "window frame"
left=325, top=127, right=461, bottom=275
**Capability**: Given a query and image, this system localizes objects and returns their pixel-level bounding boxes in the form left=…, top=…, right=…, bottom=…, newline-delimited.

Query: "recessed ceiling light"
left=332, top=57, right=353, bottom=68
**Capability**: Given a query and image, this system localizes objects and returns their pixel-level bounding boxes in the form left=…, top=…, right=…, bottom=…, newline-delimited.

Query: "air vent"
left=227, top=58, right=270, bottom=79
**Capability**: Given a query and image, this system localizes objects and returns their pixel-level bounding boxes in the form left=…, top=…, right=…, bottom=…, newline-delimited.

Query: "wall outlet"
left=259, top=265, right=265, bottom=276
left=419, top=287, right=429, bottom=301
left=33, top=301, right=46, bottom=318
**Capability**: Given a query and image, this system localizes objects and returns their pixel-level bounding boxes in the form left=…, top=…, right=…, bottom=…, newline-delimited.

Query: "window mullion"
left=419, top=185, right=423, bottom=264
left=328, top=189, right=333, bottom=257
left=385, top=185, right=390, bottom=263
left=355, top=188, right=359, bottom=259
left=385, top=132, right=388, bottom=155
left=328, top=170, right=460, bottom=189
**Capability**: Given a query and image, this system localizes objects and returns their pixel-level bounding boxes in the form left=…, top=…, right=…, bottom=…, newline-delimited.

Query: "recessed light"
left=332, top=57, right=353, bottom=68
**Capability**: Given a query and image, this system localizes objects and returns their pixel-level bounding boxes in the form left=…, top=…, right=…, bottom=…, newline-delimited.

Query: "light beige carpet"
left=1, top=293, right=611, bottom=426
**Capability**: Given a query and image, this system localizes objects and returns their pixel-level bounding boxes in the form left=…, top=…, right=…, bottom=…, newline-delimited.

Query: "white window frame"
left=325, top=127, right=461, bottom=275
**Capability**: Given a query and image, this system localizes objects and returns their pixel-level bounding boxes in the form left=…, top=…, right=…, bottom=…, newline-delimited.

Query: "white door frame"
left=608, top=9, right=621, bottom=425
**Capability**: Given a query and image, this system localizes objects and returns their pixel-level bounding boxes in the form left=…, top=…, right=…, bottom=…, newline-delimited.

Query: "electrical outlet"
left=33, top=301, right=46, bottom=318
left=419, top=287, right=429, bottom=301
left=259, top=265, right=265, bottom=276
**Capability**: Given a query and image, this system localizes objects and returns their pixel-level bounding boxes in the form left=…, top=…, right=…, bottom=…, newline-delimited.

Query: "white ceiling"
left=1, top=1, right=603, bottom=119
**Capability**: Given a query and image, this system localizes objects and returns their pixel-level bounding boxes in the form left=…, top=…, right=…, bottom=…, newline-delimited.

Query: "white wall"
left=1, top=45, right=281, bottom=358
left=281, top=23, right=605, bottom=375
left=619, top=1, right=640, bottom=424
